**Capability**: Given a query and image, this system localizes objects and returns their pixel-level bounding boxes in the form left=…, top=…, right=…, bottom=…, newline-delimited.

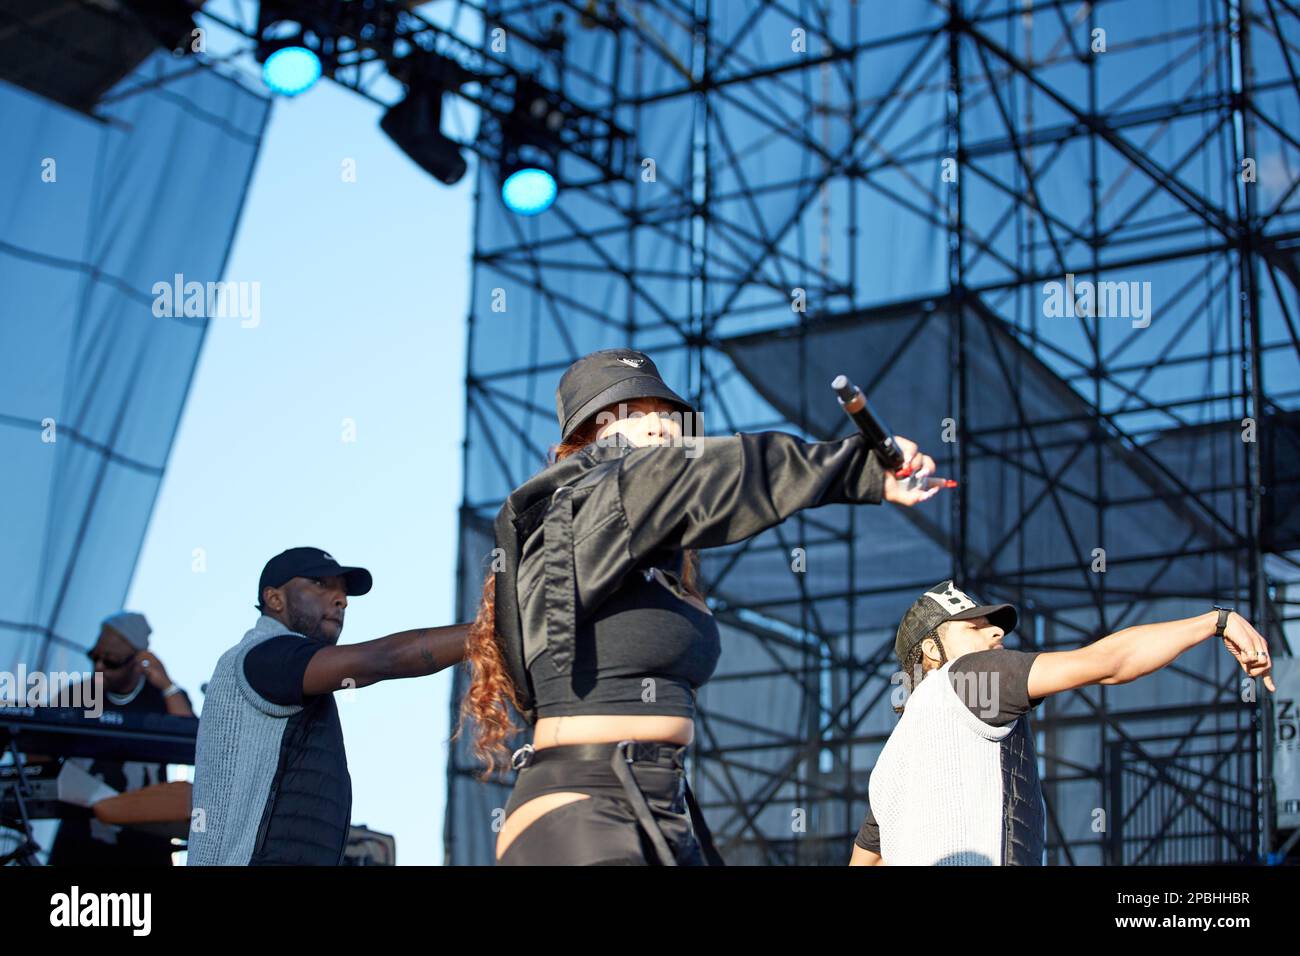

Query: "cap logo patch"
left=923, top=581, right=977, bottom=613
left=322, top=552, right=334, bottom=561
left=618, top=356, right=645, bottom=367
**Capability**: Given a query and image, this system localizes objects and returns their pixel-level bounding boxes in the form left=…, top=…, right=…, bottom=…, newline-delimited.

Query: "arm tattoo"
left=419, top=631, right=437, bottom=670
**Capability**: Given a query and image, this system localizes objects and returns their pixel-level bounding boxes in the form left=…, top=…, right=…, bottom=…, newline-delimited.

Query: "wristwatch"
left=1212, top=605, right=1234, bottom=637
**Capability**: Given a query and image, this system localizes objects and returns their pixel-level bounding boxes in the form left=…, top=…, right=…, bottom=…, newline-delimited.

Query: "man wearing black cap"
left=849, top=580, right=1274, bottom=866
left=187, top=548, right=468, bottom=865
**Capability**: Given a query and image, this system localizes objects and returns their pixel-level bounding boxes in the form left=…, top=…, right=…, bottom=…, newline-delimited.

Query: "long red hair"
left=455, top=405, right=706, bottom=778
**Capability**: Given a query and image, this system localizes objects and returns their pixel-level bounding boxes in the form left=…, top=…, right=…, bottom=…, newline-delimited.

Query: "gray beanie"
left=102, top=611, right=151, bottom=650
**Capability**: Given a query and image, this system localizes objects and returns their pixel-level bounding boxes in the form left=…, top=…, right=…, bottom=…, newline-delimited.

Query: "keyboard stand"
left=0, top=737, right=43, bottom=866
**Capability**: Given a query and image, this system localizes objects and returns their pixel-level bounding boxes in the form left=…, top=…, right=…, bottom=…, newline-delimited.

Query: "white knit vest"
left=869, top=660, right=1022, bottom=865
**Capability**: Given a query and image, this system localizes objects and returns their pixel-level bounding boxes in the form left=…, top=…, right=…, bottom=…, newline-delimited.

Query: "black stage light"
left=380, top=77, right=467, bottom=185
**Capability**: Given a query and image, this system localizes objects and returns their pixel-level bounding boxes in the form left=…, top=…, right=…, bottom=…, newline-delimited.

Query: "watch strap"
left=1213, top=606, right=1232, bottom=637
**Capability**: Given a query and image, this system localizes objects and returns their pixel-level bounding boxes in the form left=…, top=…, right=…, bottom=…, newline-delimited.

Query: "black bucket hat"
left=894, top=580, right=1018, bottom=663
left=555, top=348, right=700, bottom=441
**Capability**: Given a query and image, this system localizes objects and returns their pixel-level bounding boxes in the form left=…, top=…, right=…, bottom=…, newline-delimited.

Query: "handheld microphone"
left=831, top=374, right=959, bottom=490
left=831, top=374, right=906, bottom=471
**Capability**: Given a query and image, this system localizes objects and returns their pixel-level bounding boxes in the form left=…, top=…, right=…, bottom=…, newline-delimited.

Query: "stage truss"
left=447, top=0, right=1300, bottom=865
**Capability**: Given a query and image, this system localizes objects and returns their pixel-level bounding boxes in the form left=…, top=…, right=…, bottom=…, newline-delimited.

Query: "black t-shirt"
left=947, top=648, right=1044, bottom=726
left=854, top=806, right=881, bottom=853
left=242, top=634, right=328, bottom=705
left=854, top=649, right=1044, bottom=855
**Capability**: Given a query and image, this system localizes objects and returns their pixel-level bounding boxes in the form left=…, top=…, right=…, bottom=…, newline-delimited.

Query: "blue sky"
left=124, top=5, right=479, bottom=865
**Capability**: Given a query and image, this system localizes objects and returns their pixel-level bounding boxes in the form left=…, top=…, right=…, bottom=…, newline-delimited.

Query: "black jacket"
left=493, top=430, right=889, bottom=722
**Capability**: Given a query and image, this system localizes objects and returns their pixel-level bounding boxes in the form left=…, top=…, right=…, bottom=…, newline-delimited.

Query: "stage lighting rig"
left=198, top=2, right=631, bottom=194
left=497, top=78, right=565, bottom=215
left=254, top=2, right=335, bottom=96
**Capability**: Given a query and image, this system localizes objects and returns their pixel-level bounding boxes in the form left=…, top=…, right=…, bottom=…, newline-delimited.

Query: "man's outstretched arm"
left=302, top=622, right=471, bottom=696
left=1027, top=610, right=1274, bottom=700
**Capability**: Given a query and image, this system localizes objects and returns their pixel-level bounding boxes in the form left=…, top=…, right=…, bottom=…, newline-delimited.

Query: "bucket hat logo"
left=617, top=356, right=646, bottom=367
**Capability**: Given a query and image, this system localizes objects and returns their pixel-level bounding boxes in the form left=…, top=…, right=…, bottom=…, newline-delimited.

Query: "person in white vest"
left=850, top=580, right=1275, bottom=866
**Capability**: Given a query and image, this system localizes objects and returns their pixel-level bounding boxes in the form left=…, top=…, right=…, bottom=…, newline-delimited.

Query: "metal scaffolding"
left=446, top=0, right=1300, bottom=865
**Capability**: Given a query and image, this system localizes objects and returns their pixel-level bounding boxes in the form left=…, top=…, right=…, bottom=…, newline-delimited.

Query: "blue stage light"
left=262, top=47, right=321, bottom=97
left=501, top=167, right=558, bottom=216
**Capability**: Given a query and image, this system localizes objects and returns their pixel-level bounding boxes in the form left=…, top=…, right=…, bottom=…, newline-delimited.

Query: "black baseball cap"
left=894, top=580, right=1018, bottom=663
left=555, top=348, right=700, bottom=441
left=257, top=547, right=373, bottom=608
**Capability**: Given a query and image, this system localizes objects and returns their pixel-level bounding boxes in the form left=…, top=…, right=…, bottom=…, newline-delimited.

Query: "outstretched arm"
left=531, top=431, right=949, bottom=630
left=1026, top=610, right=1274, bottom=700
left=618, top=431, right=945, bottom=561
left=302, top=622, right=471, bottom=697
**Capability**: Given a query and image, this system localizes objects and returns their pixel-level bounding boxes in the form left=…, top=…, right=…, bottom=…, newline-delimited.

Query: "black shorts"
left=497, top=741, right=722, bottom=866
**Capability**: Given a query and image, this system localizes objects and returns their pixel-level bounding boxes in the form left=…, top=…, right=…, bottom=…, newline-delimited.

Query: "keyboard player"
left=46, top=612, right=192, bottom=866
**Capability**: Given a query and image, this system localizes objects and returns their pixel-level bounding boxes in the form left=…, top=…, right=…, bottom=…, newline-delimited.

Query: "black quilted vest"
left=1000, top=715, right=1046, bottom=865
left=249, top=693, right=352, bottom=865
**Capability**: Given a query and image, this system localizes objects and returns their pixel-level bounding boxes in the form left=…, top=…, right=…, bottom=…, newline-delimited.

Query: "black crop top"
left=528, top=553, right=721, bottom=719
